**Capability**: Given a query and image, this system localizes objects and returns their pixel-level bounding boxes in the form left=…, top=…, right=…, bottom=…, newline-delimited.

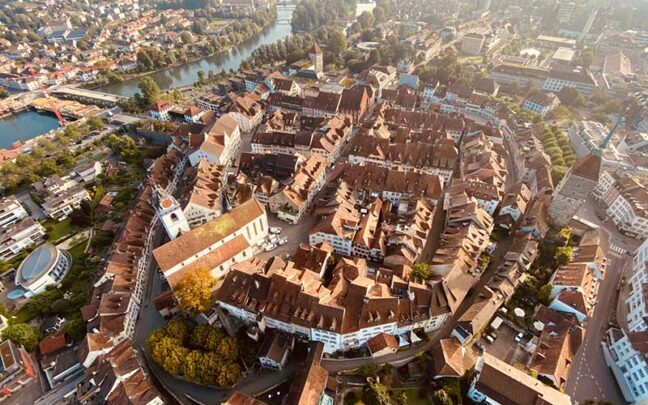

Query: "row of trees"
left=291, top=0, right=356, bottom=31
left=147, top=318, right=241, bottom=387
left=540, top=124, right=577, bottom=184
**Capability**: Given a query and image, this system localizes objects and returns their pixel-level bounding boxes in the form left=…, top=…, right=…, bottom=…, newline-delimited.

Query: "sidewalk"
left=615, top=258, right=632, bottom=333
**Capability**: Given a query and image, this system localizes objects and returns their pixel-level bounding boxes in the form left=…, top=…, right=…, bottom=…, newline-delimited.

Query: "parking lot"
left=255, top=210, right=316, bottom=261
left=480, top=321, right=531, bottom=368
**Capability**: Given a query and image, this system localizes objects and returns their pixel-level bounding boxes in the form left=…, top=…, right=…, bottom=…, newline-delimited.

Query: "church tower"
left=155, top=187, right=189, bottom=240
left=309, top=43, right=323, bottom=74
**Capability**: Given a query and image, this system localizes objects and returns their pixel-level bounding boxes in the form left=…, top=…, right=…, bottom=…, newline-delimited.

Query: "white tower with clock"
left=155, top=187, right=189, bottom=240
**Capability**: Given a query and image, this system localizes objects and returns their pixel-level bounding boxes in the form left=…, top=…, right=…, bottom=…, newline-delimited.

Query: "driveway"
left=16, top=191, right=45, bottom=220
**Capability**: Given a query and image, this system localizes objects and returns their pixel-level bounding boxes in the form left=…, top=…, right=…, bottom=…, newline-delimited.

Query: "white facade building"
left=0, top=196, right=28, bottom=228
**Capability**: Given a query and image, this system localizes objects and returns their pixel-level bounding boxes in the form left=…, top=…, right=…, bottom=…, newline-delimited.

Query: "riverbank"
left=97, top=4, right=295, bottom=96
left=0, top=109, right=63, bottom=150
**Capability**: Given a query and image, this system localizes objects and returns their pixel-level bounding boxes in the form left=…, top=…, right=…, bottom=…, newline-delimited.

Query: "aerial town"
left=0, top=0, right=646, bottom=404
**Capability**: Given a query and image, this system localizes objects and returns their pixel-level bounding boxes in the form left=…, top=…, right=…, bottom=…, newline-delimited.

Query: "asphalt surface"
left=563, top=196, right=639, bottom=405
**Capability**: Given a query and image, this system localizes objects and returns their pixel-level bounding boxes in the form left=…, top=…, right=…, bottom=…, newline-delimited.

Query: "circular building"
left=16, top=243, right=71, bottom=297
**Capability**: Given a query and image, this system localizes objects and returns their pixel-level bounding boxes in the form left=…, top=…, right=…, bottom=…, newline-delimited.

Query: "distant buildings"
left=522, top=92, right=560, bottom=117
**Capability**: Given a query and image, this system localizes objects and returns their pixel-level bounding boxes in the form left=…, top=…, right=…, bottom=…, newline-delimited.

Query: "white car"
left=278, top=237, right=288, bottom=246
left=515, top=332, right=524, bottom=342
left=269, top=234, right=279, bottom=243
left=264, top=243, right=277, bottom=252
left=269, top=227, right=282, bottom=234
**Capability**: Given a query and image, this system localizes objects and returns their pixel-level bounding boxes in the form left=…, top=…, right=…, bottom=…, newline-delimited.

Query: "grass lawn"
left=392, top=388, right=433, bottom=405
left=459, top=55, right=483, bottom=64
left=42, top=217, right=77, bottom=244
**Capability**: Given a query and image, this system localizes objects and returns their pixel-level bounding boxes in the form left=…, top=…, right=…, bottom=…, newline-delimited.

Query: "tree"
left=180, top=31, right=193, bottom=44
left=554, top=246, right=573, bottom=266
left=328, top=30, right=348, bottom=57
left=0, top=86, right=7, bottom=98
left=412, top=262, right=432, bottom=280
left=372, top=6, right=386, bottom=23
left=580, top=51, right=593, bottom=69
left=138, top=77, right=161, bottom=106
left=2, top=323, right=39, bottom=352
left=556, top=87, right=581, bottom=107
left=365, top=377, right=391, bottom=405
left=358, top=11, right=375, bottom=29
left=537, top=283, right=553, bottom=305
left=432, top=389, right=453, bottom=405
left=70, top=200, right=94, bottom=227
left=175, top=268, right=215, bottom=314
left=557, top=227, right=572, bottom=246
left=87, top=116, right=104, bottom=131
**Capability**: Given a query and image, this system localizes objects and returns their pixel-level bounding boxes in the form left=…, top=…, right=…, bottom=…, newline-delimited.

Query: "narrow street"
left=564, top=196, right=638, bottom=404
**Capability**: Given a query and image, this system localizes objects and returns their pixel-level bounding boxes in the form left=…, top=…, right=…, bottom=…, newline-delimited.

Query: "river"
left=0, top=2, right=375, bottom=149
left=0, top=110, right=60, bottom=149
left=98, top=4, right=296, bottom=97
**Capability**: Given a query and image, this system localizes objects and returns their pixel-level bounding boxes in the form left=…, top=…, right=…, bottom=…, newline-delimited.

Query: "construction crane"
left=596, top=105, right=630, bottom=155
left=43, top=91, right=66, bottom=127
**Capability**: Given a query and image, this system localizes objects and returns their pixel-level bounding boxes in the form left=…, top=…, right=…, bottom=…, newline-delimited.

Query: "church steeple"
left=155, top=186, right=189, bottom=240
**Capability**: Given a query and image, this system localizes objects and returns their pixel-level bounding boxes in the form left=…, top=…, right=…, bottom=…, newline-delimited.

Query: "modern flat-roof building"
left=0, top=196, right=28, bottom=229
left=15, top=243, right=71, bottom=297
left=0, top=218, right=47, bottom=261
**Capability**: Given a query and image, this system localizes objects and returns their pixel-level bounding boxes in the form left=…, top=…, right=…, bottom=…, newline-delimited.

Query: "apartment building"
left=309, top=181, right=437, bottom=266
left=594, top=172, right=648, bottom=239
left=0, top=196, right=28, bottom=228
left=216, top=255, right=453, bottom=354
left=0, top=218, right=47, bottom=261
left=41, top=184, right=91, bottom=221
left=468, top=352, right=571, bottom=405
left=603, top=239, right=648, bottom=403
left=602, top=328, right=648, bottom=404
left=187, top=113, right=241, bottom=168
left=269, top=154, right=327, bottom=224
left=179, top=160, right=225, bottom=228
left=527, top=305, right=585, bottom=390
left=522, top=92, right=560, bottom=117
left=347, top=134, right=457, bottom=183
left=542, top=66, right=598, bottom=97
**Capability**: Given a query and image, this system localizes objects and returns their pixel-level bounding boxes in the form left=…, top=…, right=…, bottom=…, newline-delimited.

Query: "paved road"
left=564, top=196, right=635, bottom=405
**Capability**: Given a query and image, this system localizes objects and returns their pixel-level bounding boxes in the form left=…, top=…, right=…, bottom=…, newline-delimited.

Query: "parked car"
left=484, top=334, right=495, bottom=344
left=515, top=332, right=524, bottom=343
left=278, top=237, right=288, bottom=246
left=264, top=243, right=277, bottom=252
left=270, top=227, right=282, bottom=234
left=475, top=342, right=486, bottom=352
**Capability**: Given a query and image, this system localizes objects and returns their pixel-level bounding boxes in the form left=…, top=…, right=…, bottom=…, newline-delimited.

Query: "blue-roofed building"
left=15, top=243, right=71, bottom=297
